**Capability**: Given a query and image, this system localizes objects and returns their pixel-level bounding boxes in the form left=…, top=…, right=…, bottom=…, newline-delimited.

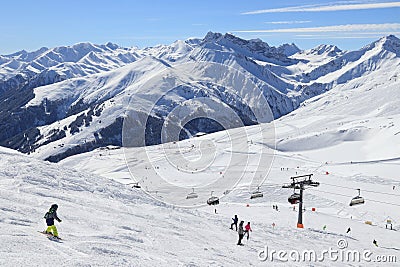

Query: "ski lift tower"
left=282, top=174, right=319, bottom=228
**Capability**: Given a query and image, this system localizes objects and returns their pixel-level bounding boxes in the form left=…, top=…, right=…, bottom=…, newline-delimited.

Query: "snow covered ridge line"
left=0, top=33, right=399, bottom=165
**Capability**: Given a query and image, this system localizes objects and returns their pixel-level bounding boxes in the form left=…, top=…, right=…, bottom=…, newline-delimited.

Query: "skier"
left=373, top=239, right=378, bottom=247
left=237, top=221, right=244, bottom=245
left=244, top=222, right=252, bottom=240
left=230, top=215, right=238, bottom=231
left=43, top=204, right=62, bottom=239
left=346, top=227, right=351, bottom=234
left=323, top=225, right=327, bottom=231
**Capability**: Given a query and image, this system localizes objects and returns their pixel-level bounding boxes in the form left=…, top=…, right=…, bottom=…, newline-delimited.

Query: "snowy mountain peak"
left=376, top=34, right=400, bottom=55
left=201, top=32, right=299, bottom=63
left=105, top=42, right=120, bottom=50
left=203, top=32, right=271, bottom=50
left=3, top=47, right=49, bottom=61
left=203, top=31, right=224, bottom=42
left=277, top=43, right=301, bottom=56
left=306, top=44, right=342, bottom=57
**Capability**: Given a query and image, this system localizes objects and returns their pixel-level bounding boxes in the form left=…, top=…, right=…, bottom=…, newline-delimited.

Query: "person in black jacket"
left=43, top=204, right=62, bottom=238
left=237, top=221, right=245, bottom=245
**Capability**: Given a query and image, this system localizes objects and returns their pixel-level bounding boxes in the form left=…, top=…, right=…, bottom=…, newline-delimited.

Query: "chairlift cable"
left=308, top=188, right=400, bottom=207
left=322, top=182, right=400, bottom=197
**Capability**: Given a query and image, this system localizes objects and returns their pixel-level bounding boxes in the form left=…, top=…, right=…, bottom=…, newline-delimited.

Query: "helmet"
left=51, top=204, right=58, bottom=210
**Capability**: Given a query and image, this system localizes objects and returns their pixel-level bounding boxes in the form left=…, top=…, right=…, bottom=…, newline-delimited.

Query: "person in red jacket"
left=244, top=222, right=252, bottom=240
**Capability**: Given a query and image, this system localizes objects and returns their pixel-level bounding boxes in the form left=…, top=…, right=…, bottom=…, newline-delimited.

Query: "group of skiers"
left=230, top=215, right=252, bottom=245
left=41, top=204, right=382, bottom=249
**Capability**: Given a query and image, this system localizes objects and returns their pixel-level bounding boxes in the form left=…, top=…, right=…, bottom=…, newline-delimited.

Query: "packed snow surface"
left=2, top=70, right=400, bottom=266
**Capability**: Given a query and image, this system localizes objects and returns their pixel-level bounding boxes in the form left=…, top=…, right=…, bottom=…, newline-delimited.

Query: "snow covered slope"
left=2, top=37, right=400, bottom=264
left=0, top=42, right=141, bottom=81
left=1, top=33, right=399, bottom=165
left=1, top=147, right=277, bottom=266
left=59, top=46, right=400, bottom=264
left=2, top=33, right=400, bottom=266
left=2, top=129, right=399, bottom=266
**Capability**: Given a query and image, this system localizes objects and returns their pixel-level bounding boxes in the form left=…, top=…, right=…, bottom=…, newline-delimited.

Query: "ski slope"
left=59, top=69, right=400, bottom=265
left=2, top=143, right=399, bottom=266
left=2, top=35, right=400, bottom=265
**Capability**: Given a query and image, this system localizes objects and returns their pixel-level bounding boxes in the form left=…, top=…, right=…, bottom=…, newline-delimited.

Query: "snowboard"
left=38, top=231, right=63, bottom=241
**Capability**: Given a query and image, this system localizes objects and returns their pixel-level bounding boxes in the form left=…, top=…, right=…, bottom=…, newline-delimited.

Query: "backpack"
left=44, top=209, right=54, bottom=219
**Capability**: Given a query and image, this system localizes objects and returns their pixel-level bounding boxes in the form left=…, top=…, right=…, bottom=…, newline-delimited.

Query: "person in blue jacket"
left=43, top=204, right=62, bottom=238
left=230, top=215, right=238, bottom=231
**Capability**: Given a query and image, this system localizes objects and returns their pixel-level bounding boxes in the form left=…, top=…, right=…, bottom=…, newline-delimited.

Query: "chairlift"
left=130, top=182, right=141, bottom=189
left=250, top=186, right=263, bottom=199
left=288, top=192, right=301, bottom=204
left=207, top=191, right=219, bottom=205
left=349, top=189, right=365, bottom=206
left=186, top=188, right=198, bottom=199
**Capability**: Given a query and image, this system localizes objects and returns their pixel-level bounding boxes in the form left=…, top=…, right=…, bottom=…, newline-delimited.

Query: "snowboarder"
left=244, top=222, right=252, bottom=240
left=346, top=227, right=351, bottom=234
left=43, top=204, right=62, bottom=239
left=373, top=239, right=378, bottom=247
left=230, top=215, right=238, bottom=231
left=237, top=221, right=244, bottom=245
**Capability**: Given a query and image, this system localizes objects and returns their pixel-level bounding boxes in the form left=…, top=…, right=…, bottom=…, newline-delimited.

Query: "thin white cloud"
left=294, top=34, right=395, bottom=39
left=293, top=31, right=400, bottom=39
left=265, top=21, right=311, bottom=24
left=233, top=23, right=400, bottom=33
left=243, top=2, right=400, bottom=14
left=145, top=18, right=161, bottom=22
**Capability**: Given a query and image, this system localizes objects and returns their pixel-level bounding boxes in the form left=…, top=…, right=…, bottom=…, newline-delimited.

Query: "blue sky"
left=0, top=0, right=399, bottom=54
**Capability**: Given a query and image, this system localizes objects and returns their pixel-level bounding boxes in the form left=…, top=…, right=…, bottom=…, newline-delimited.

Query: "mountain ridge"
left=0, top=33, right=399, bottom=162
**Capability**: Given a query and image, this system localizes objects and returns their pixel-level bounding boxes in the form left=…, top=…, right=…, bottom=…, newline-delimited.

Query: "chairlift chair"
left=132, top=182, right=141, bottom=189
left=250, top=186, right=263, bottom=199
left=186, top=188, right=198, bottom=199
left=288, top=193, right=301, bottom=204
left=207, top=191, right=220, bottom=205
left=349, top=189, right=365, bottom=206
